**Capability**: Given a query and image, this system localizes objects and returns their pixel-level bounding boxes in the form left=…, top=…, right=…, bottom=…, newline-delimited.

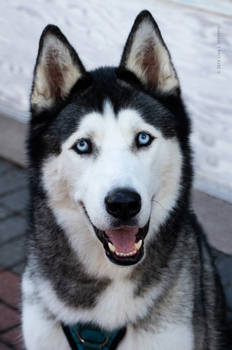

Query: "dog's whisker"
left=151, top=198, right=167, bottom=212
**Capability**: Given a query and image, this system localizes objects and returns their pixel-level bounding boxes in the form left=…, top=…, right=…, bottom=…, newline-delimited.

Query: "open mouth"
left=93, top=222, right=149, bottom=266
left=81, top=204, right=149, bottom=266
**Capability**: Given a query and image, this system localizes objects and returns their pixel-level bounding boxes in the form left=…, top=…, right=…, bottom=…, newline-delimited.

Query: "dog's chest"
left=87, top=280, right=193, bottom=350
left=76, top=278, right=160, bottom=330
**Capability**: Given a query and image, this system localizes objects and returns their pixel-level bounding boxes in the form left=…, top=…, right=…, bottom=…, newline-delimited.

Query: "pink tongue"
left=105, top=227, right=138, bottom=253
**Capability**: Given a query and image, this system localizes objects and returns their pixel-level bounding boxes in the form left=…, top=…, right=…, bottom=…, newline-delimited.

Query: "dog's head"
left=29, top=11, right=191, bottom=268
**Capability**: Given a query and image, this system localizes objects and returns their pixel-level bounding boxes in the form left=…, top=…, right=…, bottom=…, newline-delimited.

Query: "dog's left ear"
left=31, top=25, right=86, bottom=112
left=119, top=11, right=179, bottom=95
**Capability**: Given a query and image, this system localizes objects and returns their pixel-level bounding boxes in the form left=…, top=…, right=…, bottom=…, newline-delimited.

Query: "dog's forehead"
left=79, top=102, right=158, bottom=133
left=52, top=68, right=178, bottom=149
left=62, top=101, right=162, bottom=150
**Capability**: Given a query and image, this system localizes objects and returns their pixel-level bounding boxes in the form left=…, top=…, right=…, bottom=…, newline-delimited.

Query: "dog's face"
left=29, top=11, right=190, bottom=267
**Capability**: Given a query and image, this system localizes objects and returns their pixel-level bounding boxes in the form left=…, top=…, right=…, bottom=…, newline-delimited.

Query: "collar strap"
left=62, top=323, right=126, bottom=350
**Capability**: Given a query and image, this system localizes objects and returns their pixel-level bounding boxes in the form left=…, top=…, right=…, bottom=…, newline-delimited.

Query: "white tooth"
left=116, top=251, right=122, bottom=256
left=134, top=240, right=142, bottom=250
left=108, top=242, right=116, bottom=253
left=115, top=250, right=138, bottom=257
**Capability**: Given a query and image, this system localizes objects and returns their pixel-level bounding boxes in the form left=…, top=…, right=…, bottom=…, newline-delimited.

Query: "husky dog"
left=22, top=10, right=230, bottom=350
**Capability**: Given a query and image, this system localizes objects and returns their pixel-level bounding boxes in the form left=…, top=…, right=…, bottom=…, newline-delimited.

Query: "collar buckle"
left=76, top=327, right=109, bottom=349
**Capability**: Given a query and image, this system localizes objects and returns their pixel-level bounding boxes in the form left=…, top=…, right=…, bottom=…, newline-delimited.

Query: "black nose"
left=105, top=189, right=141, bottom=220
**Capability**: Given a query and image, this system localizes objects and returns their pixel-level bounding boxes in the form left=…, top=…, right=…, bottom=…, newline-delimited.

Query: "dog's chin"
left=93, top=222, right=150, bottom=266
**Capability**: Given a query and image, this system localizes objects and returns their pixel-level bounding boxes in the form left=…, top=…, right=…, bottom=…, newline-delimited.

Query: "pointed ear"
left=31, top=25, right=86, bottom=112
left=119, top=11, right=179, bottom=95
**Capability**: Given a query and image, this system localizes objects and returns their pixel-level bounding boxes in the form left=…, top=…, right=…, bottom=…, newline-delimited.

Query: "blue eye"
left=136, top=132, right=153, bottom=147
left=75, top=139, right=92, bottom=154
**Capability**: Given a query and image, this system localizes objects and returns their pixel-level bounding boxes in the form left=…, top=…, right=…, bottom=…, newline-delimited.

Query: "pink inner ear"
left=138, top=39, right=159, bottom=88
left=46, top=49, right=66, bottom=99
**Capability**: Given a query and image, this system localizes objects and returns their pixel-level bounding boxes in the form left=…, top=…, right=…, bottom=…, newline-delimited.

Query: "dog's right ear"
left=31, top=25, right=86, bottom=113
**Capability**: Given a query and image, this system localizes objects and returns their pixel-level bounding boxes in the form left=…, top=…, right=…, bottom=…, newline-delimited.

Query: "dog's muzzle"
left=82, top=188, right=149, bottom=266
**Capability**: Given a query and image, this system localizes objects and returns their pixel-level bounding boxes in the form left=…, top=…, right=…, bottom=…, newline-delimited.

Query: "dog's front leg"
left=22, top=274, right=70, bottom=350
left=22, top=299, right=71, bottom=350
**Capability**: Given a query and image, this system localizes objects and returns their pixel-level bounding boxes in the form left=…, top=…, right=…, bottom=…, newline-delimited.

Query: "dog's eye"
left=74, top=139, right=92, bottom=154
left=136, top=132, right=154, bottom=148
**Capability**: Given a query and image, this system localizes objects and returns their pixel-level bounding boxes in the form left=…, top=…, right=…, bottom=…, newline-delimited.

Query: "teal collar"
left=62, top=322, right=126, bottom=350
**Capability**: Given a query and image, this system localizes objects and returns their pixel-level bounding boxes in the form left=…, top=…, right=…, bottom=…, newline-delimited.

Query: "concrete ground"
left=0, top=157, right=231, bottom=349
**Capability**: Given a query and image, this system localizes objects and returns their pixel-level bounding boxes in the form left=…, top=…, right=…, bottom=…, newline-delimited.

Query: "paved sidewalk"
left=0, top=159, right=27, bottom=350
left=0, top=157, right=231, bottom=349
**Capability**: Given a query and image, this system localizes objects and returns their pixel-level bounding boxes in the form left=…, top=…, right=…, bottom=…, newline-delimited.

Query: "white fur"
left=125, top=19, right=178, bottom=93
left=31, top=34, right=82, bottom=110
left=22, top=276, right=70, bottom=350
left=22, top=303, right=70, bottom=350
left=118, top=323, right=193, bottom=350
